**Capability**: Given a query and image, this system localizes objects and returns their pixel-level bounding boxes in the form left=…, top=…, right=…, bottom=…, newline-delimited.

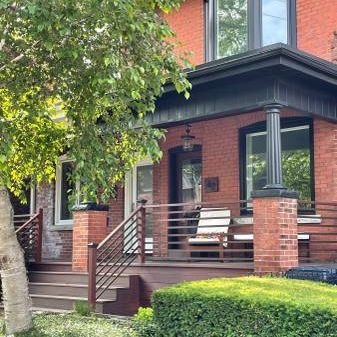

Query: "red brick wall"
left=314, top=118, right=337, bottom=202
left=164, top=0, right=205, bottom=65
left=36, top=183, right=73, bottom=261
left=297, top=0, right=337, bottom=62
left=57, top=231, right=73, bottom=260
left=164, top=0, right=337, bottom=66
left=72, top=211, right=108, bottom=272
left=253, top=197, right=298, bottom=274
left=154, top=110, right=300, bottom=208
left=108, top=186, right=125, bottom=232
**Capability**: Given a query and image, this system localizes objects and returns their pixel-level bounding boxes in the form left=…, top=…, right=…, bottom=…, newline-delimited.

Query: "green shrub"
left=74, top=300, right=92, bottom=316
left=134, top=307, right=159, bottom=337
left=152, top=276, right=337, bottom=337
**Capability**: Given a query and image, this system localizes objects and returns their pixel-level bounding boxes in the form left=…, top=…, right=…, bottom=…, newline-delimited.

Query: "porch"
left=7, top=197, right=337, bottom=312
left=6, top=45, right=337, bottom=314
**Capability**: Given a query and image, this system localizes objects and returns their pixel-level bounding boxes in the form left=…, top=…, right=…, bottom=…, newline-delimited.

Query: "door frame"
left=124, top=158, right=154, bottom=252
left=169, top=145, right=202, bottom=204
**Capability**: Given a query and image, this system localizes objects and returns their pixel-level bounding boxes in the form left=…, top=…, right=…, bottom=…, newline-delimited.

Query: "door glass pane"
left=60, top=161, right=73, bottom=221
left=181, top=159, right=202, bottom=203
left=216, top=0, right=248, bottom=58
left=262, top=0, right=288, bottom=45
left=137, top=165, right=153, bottom=237
left=246, top=126, right=311, bottom=200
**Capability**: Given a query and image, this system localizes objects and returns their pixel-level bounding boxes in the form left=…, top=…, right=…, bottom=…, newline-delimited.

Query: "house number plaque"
left=204, top=177, right=219, bottom=193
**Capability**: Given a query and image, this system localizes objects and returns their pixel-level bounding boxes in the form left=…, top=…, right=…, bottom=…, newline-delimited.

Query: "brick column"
left=72, top=203, right=108, bottom=272
left=253, top=192, right=298, bottom=275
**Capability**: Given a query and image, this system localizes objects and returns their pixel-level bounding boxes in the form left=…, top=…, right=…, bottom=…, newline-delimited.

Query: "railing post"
left=35, top=208, right=43, bottom=263
left=88, top=242, right=98, bottom=310
left=137, top=199, right=147, bottom=264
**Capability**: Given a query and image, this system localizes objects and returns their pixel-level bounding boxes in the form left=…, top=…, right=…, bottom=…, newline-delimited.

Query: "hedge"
left=152, top=277, right=337, bottom=337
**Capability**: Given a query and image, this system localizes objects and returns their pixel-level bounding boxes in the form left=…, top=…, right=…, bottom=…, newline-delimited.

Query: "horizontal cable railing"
left=88, top=203, right=146, bottom=308
left=143, top=200, right=253, bottom=263
left=298, top=201, right=337, bottom=263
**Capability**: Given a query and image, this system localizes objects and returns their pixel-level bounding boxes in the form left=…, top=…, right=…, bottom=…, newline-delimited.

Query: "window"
left=216, top=0, right=248, bottom=58
left=55, top=159, right=75, bottom=226
left=206, top=0, right=296, bottom=61
left=262, top=0, right=288, bottom=45
left=241, top=119, right=313, bottom=202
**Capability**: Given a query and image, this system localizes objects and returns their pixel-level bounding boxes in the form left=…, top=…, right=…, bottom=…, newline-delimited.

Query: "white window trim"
left=124, top=158, right=153, bottom=219
left=55, top=157, right=74, bottom=226
left=124, top=158, right=154, bottom=253
left=30, top=186, right=36, bottom=215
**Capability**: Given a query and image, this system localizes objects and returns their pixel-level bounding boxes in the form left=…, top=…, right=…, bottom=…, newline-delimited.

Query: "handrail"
left=143, top=200, right=250, bottom=208
left=87, top=201, right=146, bottom=309
left=98, top=207, right=141, bottom=250
left=15, top=208, right=43, bottom=263
left=15, top=213, right=40, bottom=234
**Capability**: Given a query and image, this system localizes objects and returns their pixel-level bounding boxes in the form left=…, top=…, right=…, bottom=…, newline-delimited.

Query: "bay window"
left=206, top=0, right=296, bottom=61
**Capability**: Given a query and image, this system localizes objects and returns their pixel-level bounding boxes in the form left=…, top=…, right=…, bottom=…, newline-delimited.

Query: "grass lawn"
left=0, top=313, right=137, bottom=337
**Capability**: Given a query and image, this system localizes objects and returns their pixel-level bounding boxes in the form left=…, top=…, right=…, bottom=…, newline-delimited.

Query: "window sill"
left=51, top=225, right=73, bottom=231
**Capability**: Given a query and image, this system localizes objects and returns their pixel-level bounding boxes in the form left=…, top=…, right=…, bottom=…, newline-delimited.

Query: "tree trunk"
left=0, top=187, right=32, bottom=335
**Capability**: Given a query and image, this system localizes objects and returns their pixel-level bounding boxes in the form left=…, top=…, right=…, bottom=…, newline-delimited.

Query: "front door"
left=173, top=150, right=202, bottom=205
left=169, top=149, right=202, bottom=254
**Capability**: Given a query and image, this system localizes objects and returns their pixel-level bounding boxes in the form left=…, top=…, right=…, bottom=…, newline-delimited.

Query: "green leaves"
left=153, top=277, right=337, bottom=337
left=0, top=0, right=189, bottom=203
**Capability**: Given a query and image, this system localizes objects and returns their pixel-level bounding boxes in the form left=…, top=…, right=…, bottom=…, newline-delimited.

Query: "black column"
left=263, top=104, right=285, bottom=190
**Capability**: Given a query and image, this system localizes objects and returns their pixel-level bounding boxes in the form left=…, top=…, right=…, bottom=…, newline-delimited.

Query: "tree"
left=0, top=0, right=190, bottom=334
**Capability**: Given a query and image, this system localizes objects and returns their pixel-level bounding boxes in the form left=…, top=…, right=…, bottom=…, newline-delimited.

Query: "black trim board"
left=151, top=45, right=337, bottom=127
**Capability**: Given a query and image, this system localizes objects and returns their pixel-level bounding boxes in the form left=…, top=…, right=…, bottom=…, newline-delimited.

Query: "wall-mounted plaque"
left=204, top=177, right=219, bottom=193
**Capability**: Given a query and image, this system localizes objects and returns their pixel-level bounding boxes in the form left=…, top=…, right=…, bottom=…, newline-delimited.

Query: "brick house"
left=14, top=0, right=337, bottom=313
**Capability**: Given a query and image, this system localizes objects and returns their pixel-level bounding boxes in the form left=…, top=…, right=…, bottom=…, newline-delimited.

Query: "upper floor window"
left=262, top=0, right=288, bottom=45
left=206, top=0, right=296, bottom=60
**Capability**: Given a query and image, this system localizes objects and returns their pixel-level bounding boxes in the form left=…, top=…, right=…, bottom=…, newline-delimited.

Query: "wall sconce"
left=181, top=124, right=195, bottom=152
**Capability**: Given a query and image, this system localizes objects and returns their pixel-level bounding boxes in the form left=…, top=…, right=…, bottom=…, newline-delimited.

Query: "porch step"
left=29, top=271, right=136, bottom=288
left=30, top=294, right=111, bottom=313
left=29, top=282, right=120, bottom=300
left=29, top=261, right=72, bottom=272
left=27, top=265, right=140, bottom=315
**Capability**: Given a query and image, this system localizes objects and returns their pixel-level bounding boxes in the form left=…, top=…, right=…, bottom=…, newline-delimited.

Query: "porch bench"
left=188, top=208, right=231, bottom=259
left=232, top=234, right=311, bottom=258
left=232, top=234, right=310, bottom=241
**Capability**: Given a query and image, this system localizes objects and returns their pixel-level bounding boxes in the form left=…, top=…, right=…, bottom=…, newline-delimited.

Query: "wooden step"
left=29, top=261, right=72, bottom=272
left=29, top=282, right=119, bottom=300
left=30, top=294, right=108, bottom=313
left=29, top=271, right=136, bottom=288
left=26, top=262, right=140, bottom=315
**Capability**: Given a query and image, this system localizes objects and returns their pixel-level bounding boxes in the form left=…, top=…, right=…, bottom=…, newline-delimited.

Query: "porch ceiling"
left=150, top=44, right=337, bottom=127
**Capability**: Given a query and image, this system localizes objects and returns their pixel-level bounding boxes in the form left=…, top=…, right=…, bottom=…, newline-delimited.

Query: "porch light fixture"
left=181, top=124, right=195, bottom=152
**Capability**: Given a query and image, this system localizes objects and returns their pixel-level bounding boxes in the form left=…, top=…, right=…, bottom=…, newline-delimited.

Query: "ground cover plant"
left=151, top=276, right=337, bottom=337
left=0, top=313, right=136, bottom=337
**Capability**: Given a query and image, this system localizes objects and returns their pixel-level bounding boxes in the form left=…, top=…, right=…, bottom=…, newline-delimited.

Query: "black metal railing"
left=298, top=201, right=337, bottom=263
left=143, top=200, right=253, bottom=263
left=87, top=202, right=146, bottom=308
